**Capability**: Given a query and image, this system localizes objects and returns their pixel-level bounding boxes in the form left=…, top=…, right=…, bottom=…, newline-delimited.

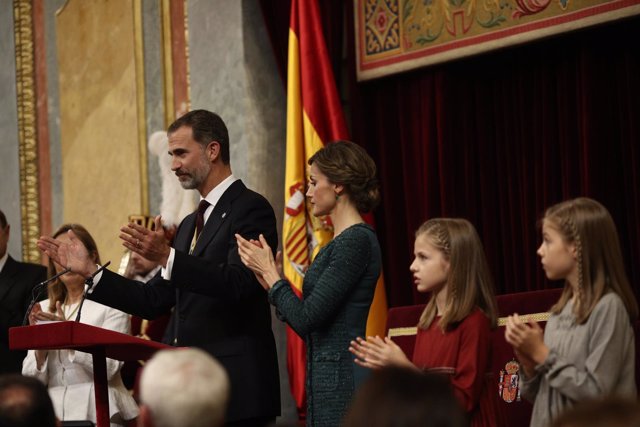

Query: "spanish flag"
left=283, top=0, right=388, bottom=418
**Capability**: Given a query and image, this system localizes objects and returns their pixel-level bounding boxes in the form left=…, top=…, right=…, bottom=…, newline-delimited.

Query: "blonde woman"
left=23, top=224, right=138, bottom=426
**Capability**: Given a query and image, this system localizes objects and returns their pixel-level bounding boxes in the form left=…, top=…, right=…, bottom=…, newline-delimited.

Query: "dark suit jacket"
left=0, top=256, right=47, bottom=374
left=90, top=180, right=281, bottom=422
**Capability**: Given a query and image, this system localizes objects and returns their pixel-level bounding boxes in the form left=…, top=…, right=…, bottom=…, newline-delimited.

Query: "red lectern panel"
left=10, top=321, right=172, bottom=427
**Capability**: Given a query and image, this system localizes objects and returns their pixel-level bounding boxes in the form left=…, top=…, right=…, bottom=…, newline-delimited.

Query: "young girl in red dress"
left=349, top=218, right=501, bottom=427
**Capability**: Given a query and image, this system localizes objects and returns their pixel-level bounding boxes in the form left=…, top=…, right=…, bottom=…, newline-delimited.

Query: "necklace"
left=63, top=300, right=80, bottom=321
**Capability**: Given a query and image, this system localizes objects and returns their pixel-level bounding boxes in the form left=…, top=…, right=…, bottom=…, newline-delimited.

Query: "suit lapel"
left=0, top=257, right=20, bottom=304
left=192, top=199, right=230, bottom=256
left=192, top=180, right=245, bottom=256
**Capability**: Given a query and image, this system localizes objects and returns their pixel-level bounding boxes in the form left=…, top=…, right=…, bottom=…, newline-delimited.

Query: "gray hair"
left=140, top=348, right=230, bottom=427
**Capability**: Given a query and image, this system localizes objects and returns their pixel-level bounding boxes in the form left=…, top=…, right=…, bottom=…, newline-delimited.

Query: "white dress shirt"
left=161, top=174, right=238, bottom=279
left=89, top=175, right=239, bottom=288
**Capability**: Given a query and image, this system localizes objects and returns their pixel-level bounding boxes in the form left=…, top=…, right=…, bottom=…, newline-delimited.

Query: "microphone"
left=22, top=267, right=72, bottom=326
left=75, top=261, right=111, bottom=323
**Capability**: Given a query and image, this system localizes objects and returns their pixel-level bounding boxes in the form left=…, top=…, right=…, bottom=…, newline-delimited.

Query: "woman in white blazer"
left=23, top=223, right=138, bottom=426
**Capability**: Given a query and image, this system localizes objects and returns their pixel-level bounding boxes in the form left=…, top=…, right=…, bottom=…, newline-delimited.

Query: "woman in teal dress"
left=236, top=141, right=382, bottom=427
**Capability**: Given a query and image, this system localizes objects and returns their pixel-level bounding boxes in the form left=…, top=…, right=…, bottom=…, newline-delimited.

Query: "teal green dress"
left=269, top=223, right=382, bottom=427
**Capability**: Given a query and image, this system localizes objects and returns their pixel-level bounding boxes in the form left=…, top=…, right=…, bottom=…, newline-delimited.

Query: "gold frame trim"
left=134, top=0, right=148, bottom=214
left=497, top=312, right=551, bottom=327
left=161, top=0, right=174, bottom=127
left=13, top=0, right=41, bottom=263
left=387, top=312, right=551, bottom=337
left=388, top=326, right=418, bottom=337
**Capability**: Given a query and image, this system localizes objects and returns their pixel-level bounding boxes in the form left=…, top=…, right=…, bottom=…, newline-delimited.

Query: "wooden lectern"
left=10, top=321, right=172, bottom=427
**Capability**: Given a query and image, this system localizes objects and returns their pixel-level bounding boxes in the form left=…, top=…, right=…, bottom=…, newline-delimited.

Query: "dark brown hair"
left=308, top=140, right=380, bottom=212
left=168, top=110, right=230, bottom=164
left=551, top=397, right=640, bottom=427
left=416, top=218, right=498, bottom=331
left=0, top=374, right=57, bottom=427
left=342, top=367, right=467, bottom=427
left=544, top=197, right=638, bottom=323
left=46, top=224, right=100, bottom=312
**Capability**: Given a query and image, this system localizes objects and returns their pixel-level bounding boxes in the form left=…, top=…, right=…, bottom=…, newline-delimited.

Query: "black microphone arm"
left=22, top=267, right=71, bottom=326
left=75, top=261, right=111, bottom=323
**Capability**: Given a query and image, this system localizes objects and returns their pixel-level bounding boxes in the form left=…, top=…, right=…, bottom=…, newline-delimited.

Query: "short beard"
left=177, top=156, right=210, bottom=190
left=178, top=176, right=199, bottom=190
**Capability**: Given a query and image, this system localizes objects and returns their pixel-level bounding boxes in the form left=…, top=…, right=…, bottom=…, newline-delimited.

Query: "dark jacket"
left=0, top=256, right=47, bottom=374
left=90, top=180, right=281, bottom=422
left=269, top=224, right=381, bottom=426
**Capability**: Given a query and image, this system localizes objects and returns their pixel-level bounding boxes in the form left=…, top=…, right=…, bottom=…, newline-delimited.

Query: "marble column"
left=188, top=0, right=286, bottom=226
left=188, top=0, right=292, bottom=420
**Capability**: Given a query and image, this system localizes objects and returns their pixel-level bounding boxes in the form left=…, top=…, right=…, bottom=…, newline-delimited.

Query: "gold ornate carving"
left=13, top=0, right=41, bottom=263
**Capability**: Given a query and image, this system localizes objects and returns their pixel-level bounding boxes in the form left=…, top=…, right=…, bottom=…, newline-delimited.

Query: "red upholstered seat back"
left=492, top=288, right=562, bottom=426
left=386, top=303, right=424, bottom=356
left=386, top=288, right=564, bottom=426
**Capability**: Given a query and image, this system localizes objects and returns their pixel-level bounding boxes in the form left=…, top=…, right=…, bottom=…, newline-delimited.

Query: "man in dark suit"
left=0, top=210, right=47, bottom=374
left=38, top=110, right=280, bottom=427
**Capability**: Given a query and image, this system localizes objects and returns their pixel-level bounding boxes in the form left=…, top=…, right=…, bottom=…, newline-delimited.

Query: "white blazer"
left=22, top=299, right=139, bottom=426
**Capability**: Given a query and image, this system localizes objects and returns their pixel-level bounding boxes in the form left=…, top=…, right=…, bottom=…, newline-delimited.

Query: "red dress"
left=412, top=309, right=502, bottom=427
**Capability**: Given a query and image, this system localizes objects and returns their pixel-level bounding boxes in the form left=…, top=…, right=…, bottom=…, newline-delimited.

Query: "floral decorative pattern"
left=357, top=0, right=640, bottom=80
left=364, top=0, right=401, bottom=56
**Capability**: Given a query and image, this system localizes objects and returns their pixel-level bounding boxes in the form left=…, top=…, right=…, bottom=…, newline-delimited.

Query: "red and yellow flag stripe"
left=283, top=0, right=388, bottom=417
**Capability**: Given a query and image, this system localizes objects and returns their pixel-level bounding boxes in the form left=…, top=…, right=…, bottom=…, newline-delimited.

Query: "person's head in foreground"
left=341, top=366, right=468, bottom=427
left=0, top=374, right=58, bottom=427
left=138, top=348, right=230, bottom=427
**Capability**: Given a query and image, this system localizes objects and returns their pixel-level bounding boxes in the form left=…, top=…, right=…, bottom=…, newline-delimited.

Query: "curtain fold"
left=260, top=0, right=640, bottom=307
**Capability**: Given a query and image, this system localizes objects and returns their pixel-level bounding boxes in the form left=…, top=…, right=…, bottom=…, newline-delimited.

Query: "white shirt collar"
left=201, top=174, right=238, bottom=222
left=0, top=252, right=7, bottom=274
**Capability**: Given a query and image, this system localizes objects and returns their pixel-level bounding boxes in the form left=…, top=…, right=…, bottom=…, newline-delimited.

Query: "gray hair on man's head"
left=140, top=348, right=230, bottom=427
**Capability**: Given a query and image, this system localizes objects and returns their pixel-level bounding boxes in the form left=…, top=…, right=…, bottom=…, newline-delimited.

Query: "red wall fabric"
left=259, top=0, right=640, bottom=307
left=347, top=16, right=640, bottom=306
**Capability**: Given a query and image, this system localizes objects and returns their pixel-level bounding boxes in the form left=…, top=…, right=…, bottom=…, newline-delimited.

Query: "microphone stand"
left=75, top=261, right=111, bottom=323
left=22, top=268, right=72, bottom=326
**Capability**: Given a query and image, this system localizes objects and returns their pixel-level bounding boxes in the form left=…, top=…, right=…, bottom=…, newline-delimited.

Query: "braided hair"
left=545, top=198, right=638, bottom=323
left=416, top=218, right=498, bottom=331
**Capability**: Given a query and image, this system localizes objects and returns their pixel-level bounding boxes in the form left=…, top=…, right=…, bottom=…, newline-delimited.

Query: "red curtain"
left=259, top=1, right=640, bottom=307
left=347, top=16, right=640, bottom=306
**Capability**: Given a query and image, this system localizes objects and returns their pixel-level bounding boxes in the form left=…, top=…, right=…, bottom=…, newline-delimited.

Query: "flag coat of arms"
left=283, top=0, right=388, bottom=417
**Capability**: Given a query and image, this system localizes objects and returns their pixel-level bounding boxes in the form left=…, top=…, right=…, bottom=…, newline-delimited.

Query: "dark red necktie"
left=195, top=199, right=211, bottom=239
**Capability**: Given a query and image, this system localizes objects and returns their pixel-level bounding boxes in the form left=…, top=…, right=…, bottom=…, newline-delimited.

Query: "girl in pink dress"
left=349, top=218, right=501, bottom=427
